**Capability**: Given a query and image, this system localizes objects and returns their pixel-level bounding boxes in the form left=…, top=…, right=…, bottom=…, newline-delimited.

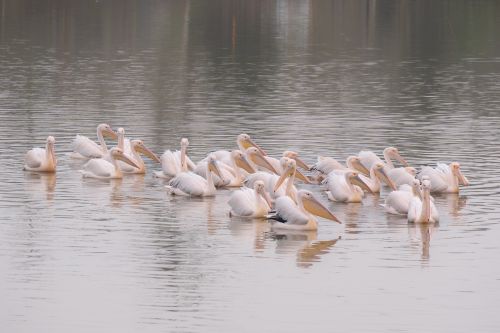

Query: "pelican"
left=80, top=148, right=139, bottom=179
left=165, top=154, right=225, bottom=197
left=228, top=180, right=272, bottom=218
left=211, top=133, right=267, bottom=165
left=325, top=170, right=372, bottom=203
left=23, top=136, right=57, bottom=172
left=408, top=179, right=439, bottom=223
left=359, top=147, right=409, bottom=170
left=387, top=167, right=417, bottom=187
left=155, top=138, right=196, bottom=179
left=359, top=162, right=397, bottom=193
left=383, top=179, right=421, bottom=215
left=246, top=158, right=298, bottom=201
left=310, top=156, right=370, bottom=183
left=418, top=162, right=469, bottom=193
left=120, top=140, right=161, bottom=174
left=268, top=190, right=341, bottom=231
left=72, top=124, right=118, bottom=159
left=195, top=150, right=256, bottom=187
left=264, top=151, right=311, bottom=183
left=312, top=155, right=370, bottom=176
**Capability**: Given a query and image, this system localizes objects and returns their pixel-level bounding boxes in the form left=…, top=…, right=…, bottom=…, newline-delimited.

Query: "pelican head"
left=347, top=171, right=373, bottom=193
left=46, top=136, right=55, bottom=145
left=450, top=162, right=469, bottom=186
left=373, top=162, right=397, bottom=190
left=411, top=178, right=422, bottom=198
left=237, top=133, right=266, bottom=156
left=384, top=147, right=408, bottom=167
left=254, top=180, right=273, bottom=208
left=180, top=138, right=189, bottom=148
left=132, top=140, right=160, bottom=162
left=110, top=148, right=139, bottom=169
left=346, top=156, right=370, bottom=176
left=298, top=190, right=341, bottom=223
left=283, top=151, right=310, bottom=171
left=231, top=150, right=255, bottom=173
left=207, top=154, right=226, bottom=183
left=98, top=123, right=118, bottom=139
left=246, top=147, right=278, bottom=174
left=274, top=158, right=296, bottom=192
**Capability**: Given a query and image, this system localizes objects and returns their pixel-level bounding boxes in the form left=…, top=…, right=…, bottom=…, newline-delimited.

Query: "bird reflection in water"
left=297, top=237, right=341, bottom=268
left=444, top=193, right=467, bottom=218
left=24, top=172, right=56, bottom=201
left=408, top=223, right=436, bottom=260
left=343, top=202, right=363, bottom=234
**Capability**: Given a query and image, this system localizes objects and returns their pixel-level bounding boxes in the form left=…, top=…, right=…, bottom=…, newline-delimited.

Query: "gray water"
left=1, top=1, right=500, bottom=332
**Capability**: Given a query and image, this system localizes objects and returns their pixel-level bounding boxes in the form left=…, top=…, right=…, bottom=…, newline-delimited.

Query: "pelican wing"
left=312, top=156, right=344, bottom=175
left=359, top=150, right=382, bottom=169
left=24, top=148, right=45, bottom=169
left=168, top=172, right=207, bottom=196
left=419, top=166, right=448, bottom=192
left=161, top=150, right=181, bottom=177
left=72, top=135, right=104, bottom=158
left=228, top=188, right=256, bottom=216
left=82, top=159, right=114, bottom=178
left=388, top=168, right=415, bottom=186
left=274, top=196, right=309, bottom=225
left=384, top=190, right=412, bottom=215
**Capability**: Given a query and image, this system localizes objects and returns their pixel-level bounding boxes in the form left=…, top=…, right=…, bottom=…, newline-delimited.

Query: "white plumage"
left=24, top=136, right=57, bottom=172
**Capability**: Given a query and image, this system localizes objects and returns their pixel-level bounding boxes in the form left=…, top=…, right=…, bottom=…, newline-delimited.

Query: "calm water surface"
left=1, top=1, right=500, bottom=332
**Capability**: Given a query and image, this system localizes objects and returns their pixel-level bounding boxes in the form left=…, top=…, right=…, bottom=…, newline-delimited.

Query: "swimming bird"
left=383, top=179, right=421, bottom=215
left=408, top=179, right=439, bottom=223
left=80, top=148, right=139, bottom=179
left=72, top=124, right=118, bottom=159
left=268, top=190, right=341, bottom=231
left=325, top=170, right=372, bottom=203
left=359, top=162, right=397, bottom=193
left=264, top=151, right=311, bottom=183
left=155, top=138, right=196, bottom=179
left=211, top=133, right=267, bottom=165
left=312, top=155, right=370, bottom=176
left=228, top=180, right=272, bottom=218
left=165, top=154, right=225, bottom=197
left=359, top=147, right=409, bottom=170
left=120, top=140, right=161, bottom=174
left=195, top=150, right=256, bottom=187
left=418, top=162, right=469, bottom=193
left=246, top=157, right=298, bottom=201
left=387, top=167, right=417, bottom=187
left=23, top=136, right=57, bottom=172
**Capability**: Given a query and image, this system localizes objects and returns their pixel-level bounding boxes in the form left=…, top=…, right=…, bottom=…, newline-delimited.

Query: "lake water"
left=1, top=1, right=500, bottom=332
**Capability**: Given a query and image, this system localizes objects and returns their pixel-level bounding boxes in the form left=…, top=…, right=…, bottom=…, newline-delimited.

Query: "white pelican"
left=360, top=162, right=397, bottom=193
left=359, top=147, right=409, bottom=170
left=310, top=156, right=370, bottom=183
left=383, top=179, right=421, bottom=215
left=408, top=179, right=439, bottom=223
left=195, top=150, right=256, bottom=187
left=268, top=190, right=341, bottom=231
left=244, top=147, right=279, bottom=174
left=264, top=151, right=311, bottom=183
left=120, top=140, right=161, bottom=174
left=80, top=148, right=139, bottom=179
left=325, top=170, right=372, bottom=203
left=72, top=124, right=118, bottom=159
left=211, top=133, right=267, bottom=165
left=23, top=136, right=57, bottom=172
left=228, top=180, right=272, bottom=218
left=418, top=162, right=469, bottom=193
left=155, top=138, right=196, bottom=179
left=165, top=154, right=225, bottom=197
left=387, top=167, right=417, bottom=187
left=246, top=158, right=298, bottom=201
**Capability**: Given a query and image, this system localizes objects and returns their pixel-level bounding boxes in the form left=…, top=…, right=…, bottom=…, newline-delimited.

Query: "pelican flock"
left=24, top=126, right=471, bottom=231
